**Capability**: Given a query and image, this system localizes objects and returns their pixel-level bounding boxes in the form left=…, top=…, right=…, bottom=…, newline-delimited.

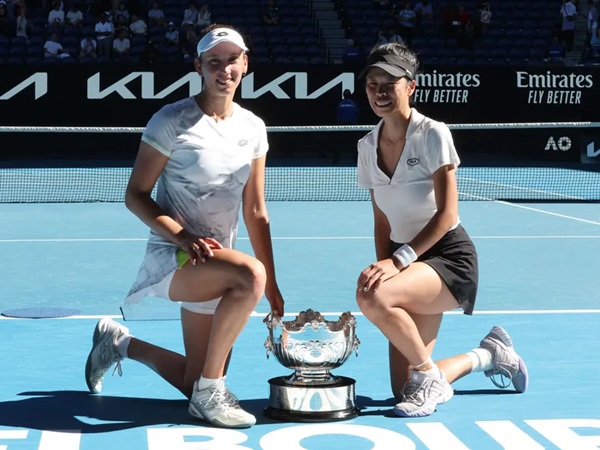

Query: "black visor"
left=358, top=54, right=416, bottom=80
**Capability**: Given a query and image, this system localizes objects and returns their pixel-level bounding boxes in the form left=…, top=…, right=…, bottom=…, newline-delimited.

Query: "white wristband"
left=392, top=244, right=418, bottom=268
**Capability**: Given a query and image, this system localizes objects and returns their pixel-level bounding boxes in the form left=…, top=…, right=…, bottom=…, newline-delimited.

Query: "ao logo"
left=587, top=141, right=600, bottom=157
left=545, top=136, right=571, bottom=151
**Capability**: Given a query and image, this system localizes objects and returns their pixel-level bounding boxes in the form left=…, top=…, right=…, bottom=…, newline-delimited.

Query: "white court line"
left=458, top=177, right=583, bottom=201
left=2, top=309, right=600, bottom=320
left=2, top=235, right=600, bottom=243
left=495, top=200, right=600, bottom=226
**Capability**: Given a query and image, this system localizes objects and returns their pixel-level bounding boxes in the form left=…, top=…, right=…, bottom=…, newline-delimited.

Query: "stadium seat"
left=8, top=55, right=25, bottom=65
left=285, top=35, right=304, bottom=46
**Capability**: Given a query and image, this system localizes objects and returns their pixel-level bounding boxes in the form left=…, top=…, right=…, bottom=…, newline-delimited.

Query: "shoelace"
left=402, top=379, right=429, bottom=406
left=488, top=340, right=519, bottom=389
left=402, top=377, right=446, bottom=406
left=204, top=380, right=239, bottom=411
left=110, top=333, right=125, bottom=378
left=490, top=362, right=514, bottom=389
left=111, top=360, right=123, bottom=377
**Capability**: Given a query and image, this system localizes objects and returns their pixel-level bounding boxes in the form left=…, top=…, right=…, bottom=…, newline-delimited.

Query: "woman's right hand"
left=175, top=230, right=223, bottom=265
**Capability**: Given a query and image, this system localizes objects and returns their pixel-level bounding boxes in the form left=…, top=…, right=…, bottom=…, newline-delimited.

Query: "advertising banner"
left=0, top=63, right=597, bottom=162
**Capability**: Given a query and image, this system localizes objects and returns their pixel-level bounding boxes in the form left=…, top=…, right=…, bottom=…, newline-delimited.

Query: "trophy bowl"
left=263, top=309, right=360, bottom=422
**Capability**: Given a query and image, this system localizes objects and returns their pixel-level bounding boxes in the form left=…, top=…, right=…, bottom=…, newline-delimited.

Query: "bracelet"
left=392, top=244, right=418, bottom=268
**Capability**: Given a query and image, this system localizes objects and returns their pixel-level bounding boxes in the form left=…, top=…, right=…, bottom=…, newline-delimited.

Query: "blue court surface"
left=1, top=198, right=600, bottom=450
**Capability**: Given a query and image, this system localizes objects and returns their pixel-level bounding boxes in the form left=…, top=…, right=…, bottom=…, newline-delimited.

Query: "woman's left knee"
left=356, top=290, right=392, bottom=318
left=235, top=258, right=267, bottom=302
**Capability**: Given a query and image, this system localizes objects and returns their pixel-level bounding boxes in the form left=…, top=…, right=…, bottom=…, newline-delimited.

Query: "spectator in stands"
left=147, top=0, right=165, bottom=28
left=547, top=36, right=566, bottom=64
left=373, top=29, right=389, bottom=49
left=114, top=2, right=130, bottom=25
left=181, top=1, right=197, bottom=29
left=65, top=2, right=83, bottom=28
left=141, top=37, right=160, bottom=63
left=130, top=14, right=147, bottom=36
left=47, top=1, right=65, bottom=29
left=196, top=3, right=211, bottom=30
left=374, top=0, right=392, bottom=10
left=0, top=2, right=11, bottom=37
left=165, top=21, right=179, bottom=46
left=472, top=0, right=491, bottom=38
left=14, top=0, right=27, bottom=18
left=388, top=28, right=406, bottom=45
left=441, top=1, right=460, bottom=39
left=113, top=13, right=129, bottom=35
left=80, top=35, right=98, bottom=60
left=560, top=0, right=578, bottom=52
left=588, top=0, right=599, bottom=35
left=89, top=0, right=109, bottom=17
left=15, top=5, right=29, bottom=40
left=112, top=27, right=130, bottom=61
left=455, top=4, right=474, bottom=48
left=95, top=12, right=114, bottom=59
left=342, top=38, right=362, bottom=65
left=336, top=89, right=360, bottom=125
left=181, top=22, right=198, bottom=61
left=414, top=0, right=433, bottom=26
left=263, top=0, right=279, bottom=26
left=395, top=1, right=417, bottom=45
left=590, top=27, right=600, bottom=57
left=242, top=31, right=254, bottom=54
left=44, top=31, right=71, bottom=58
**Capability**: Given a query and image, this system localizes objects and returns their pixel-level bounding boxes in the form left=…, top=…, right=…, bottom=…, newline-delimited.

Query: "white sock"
left=412, top=364, right=443, bottom=381
left=196, top=375, right=223, bottom=391
left=411, top=356, right=434, bottom=371
left=467, top=347, right=493, bottom=373
left=115, top=335, right=132, bottom=358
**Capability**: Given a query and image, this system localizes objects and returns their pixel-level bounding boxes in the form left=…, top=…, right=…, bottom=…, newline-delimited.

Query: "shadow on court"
left=0, top=391, right=194, bottom=432
left=453, top=388, right=520, bottom=397
left=0, top=389, right=522, bottom=432
left=0, top=391, right=285, bottom=432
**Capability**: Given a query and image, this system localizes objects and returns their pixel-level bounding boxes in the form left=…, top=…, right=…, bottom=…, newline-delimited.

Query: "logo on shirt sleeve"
left=407, top=158, right=420, bottom=166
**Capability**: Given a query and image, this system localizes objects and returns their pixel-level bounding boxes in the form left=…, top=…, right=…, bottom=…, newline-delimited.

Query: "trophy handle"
left=352, top=336, right=360, bottom=357
left=265, top=337, right=273, bottom=359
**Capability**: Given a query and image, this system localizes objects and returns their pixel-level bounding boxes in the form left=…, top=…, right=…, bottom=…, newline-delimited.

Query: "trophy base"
left=265, top=375, right=359, bottom=423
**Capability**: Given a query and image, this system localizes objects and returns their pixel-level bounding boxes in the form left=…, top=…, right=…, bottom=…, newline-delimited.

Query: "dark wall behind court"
left=0, top=63, right=598, bottom=165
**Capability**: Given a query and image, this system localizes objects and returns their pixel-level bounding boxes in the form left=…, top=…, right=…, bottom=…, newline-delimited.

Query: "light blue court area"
left=1, top=200, right=600, bottom=450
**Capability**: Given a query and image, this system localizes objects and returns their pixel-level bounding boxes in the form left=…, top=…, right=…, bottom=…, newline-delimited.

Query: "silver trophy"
left=264, top=309, right=360, bottom=422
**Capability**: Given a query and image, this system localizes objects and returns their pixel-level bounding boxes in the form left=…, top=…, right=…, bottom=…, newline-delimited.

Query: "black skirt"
left=391, top=224, right=478, bottom=315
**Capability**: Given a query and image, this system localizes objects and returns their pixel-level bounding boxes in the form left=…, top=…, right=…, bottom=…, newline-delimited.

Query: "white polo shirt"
left=357, top=108, right=461, bottom=243
left=95, top=20, right=114, bottom=40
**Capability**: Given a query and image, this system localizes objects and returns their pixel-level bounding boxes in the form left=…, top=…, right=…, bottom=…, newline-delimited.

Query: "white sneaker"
left=189, top=379, right=256, bottom=429
left=393, top=369, right=453, bottom=417
left=439, top=374, right=455, bottom=404
left=85, top=318, right=129, bottom=394
left=480, top=325, right=529, bottom=393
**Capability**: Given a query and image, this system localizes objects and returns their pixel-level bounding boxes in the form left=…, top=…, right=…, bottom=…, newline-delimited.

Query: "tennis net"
left=0, top=123, right=599, bottom=202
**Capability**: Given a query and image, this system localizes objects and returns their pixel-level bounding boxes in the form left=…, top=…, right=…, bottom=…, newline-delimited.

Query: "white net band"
left=1, top=122, right=600, bottom=133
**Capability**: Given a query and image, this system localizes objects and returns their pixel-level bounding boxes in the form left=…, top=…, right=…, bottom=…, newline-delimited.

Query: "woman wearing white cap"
left=355, top=42, right=528, bottom=417
left=84, top=24, right=285, bottom=429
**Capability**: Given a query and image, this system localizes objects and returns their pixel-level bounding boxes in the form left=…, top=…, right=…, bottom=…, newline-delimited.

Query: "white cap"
left=196, top=27, right=248, bottom=56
